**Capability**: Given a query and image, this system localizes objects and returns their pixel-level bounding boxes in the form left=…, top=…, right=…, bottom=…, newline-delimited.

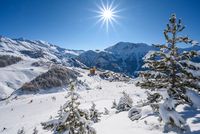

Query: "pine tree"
left=41, top=84, right=96, bottom=134
left=103, top=107, right=109, bottom=115
left=137, top=14, right=200, bottom=129
left=111, top=99, right=117, bottom=109
left=17, top=127, right=25, bottom=134
left=32, top=127, right=38, bottom=134
left=116, top=91, right=133, bottom=113
left=89, top=102, right=101, bottom=123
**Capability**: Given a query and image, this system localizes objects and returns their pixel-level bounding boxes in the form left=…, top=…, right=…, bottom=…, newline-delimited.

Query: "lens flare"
left=94, top=0, right=121, bottom=32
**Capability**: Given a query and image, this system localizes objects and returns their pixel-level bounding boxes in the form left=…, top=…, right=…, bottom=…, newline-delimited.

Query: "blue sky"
left=0, top=0, right=199, bottom=50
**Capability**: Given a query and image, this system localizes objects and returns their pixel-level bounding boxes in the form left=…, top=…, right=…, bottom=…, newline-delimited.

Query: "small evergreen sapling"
left=103, top=107, right=109, bottom=115
left=17, top=127, right=25, bottom=134
left=41, top=84, right=96, bottom=134
left=32, top=127, right=38, bottom=134
left=111, top=99, right=117, bottom=109
left=116, top=91, right=133, bottom=113
left=89, top=102, right=101, bottom=123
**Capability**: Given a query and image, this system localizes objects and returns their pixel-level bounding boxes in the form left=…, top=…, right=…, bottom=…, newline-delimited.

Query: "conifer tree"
left=111, top=99, right=117, bottom=109
left=137, top=14, right=200, bottom=129
left=17, top=127, right=25, bottom=134
left=138, top=14, right=200, bottom=103
left=32, top=127, right=38, bottom=134
left=116, top=91, right=133, bottom=113
left=89, top=102, right=101, bottom=123
left=103, top=107, right=109, bottom=115
left=41, top=84, right=96, bottom=134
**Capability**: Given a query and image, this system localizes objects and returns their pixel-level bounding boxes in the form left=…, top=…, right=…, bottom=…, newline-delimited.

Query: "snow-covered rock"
left=128, top=107, right=142, bottom=121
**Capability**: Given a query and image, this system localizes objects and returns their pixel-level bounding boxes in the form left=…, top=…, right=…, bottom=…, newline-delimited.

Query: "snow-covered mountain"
left=77, top=42, right=200, bottom=76
left=1, top=35, right=200, bottom=76
left=0, top=36, right=200, bottom=134
left=0, top=36, right=84, bottom=65
left=0, top=36, right=86, bottom=100
left=77, top=42, right=154, bottom=76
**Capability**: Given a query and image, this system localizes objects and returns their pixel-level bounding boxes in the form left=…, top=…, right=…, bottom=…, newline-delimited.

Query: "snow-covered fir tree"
left=116, top=91, right=133, bottom=113
left=17, top=127, right=25, bottom=134
left=41, top=84, right=96, bottom=134
left=111, top=99, right=117, bottom=109
left=32, top=127, right=38, bottom=134
left=137, top=14, right=200, bottom=129
left=89, top=102, right=101, bottom=123
left=103, top=107, right=109, bottom=115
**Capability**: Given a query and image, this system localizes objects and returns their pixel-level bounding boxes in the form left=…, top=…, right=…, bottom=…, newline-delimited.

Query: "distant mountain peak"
left=1, top=35, right=200, bottom=76
left=105, top=42, right=150, bottom=52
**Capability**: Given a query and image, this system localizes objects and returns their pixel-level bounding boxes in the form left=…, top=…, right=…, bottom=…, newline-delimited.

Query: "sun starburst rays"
left=93, top=0, right=121, bottom=32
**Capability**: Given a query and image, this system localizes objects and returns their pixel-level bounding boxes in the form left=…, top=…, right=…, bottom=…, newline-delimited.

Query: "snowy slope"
left=0, top=36, right=86, bottom=100
left=0, top=69, right=199, bottom=134
left=0, top=36, right=84, bottom=63
left=0, top=58, right=49, bottom=100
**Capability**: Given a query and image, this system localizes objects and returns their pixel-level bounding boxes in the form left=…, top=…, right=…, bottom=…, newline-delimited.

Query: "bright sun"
left=94, top=1, right=121, bottom=32
left=102, top=9, right=113, bottom=20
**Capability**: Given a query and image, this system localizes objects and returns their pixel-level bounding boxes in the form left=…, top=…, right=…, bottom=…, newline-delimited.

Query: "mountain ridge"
left=1, top=35, right=200, bottom=76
